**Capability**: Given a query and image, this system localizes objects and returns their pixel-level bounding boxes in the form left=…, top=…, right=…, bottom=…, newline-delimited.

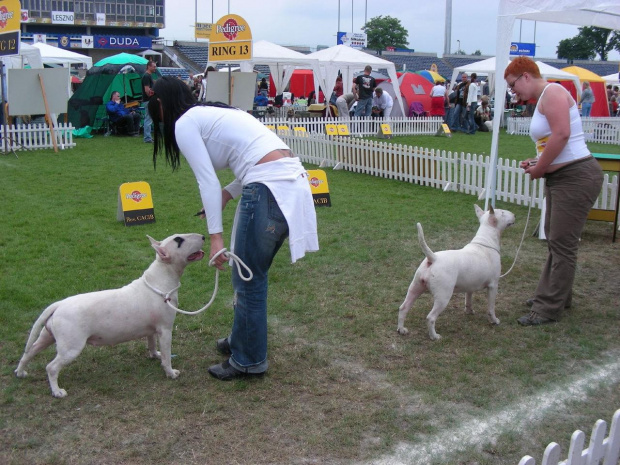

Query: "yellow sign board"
left=436, top=123, right=452, bottom=138
left=377, top=123, right=393, bottom=138
left=117, top=181, right=156, bottom=226
left=325, top=124, right=338, bottom=136
left=336, top=124, right=350, bottom=136
left=195, top=22, right=213, bottom=40
left=0, top=0, right=21, bottom=33
left=208, top=14, right=252, bottom=62
left=276, top=125, right=290, bottom=134
left=293, top=127, right=307, bottom=135
left=307, top=170, right=331, bottom=207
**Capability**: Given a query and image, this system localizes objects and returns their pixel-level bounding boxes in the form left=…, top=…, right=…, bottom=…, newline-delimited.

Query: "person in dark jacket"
left=105, top=91, right=140, bottom=136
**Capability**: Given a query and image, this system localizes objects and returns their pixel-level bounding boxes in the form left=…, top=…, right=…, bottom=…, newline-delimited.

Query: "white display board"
left=205, top=71, right=256, bottom=111
left=7, top=68, right=70, bottom=115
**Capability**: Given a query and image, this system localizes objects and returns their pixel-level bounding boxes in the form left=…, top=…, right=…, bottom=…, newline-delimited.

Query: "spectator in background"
left=610, top=95, right=618, bottom=116
left=199, top=66, right=216, bottom=102
left=465, top=73, right=479, bottom=135
left=307, top=90, right=316, bottom=105
left=330, top=75, right=343, bottom=105
left=429, top=80, right=447, bottom=118
left=579, top=81, right=595, bottom=117
left=335, top=92, right=355, bottom=119
left=258, top=77, right=269, bottom=94
left=253, top=92, right=268, bottom=108
left=354, top=65, right=377, bottom=117
left=449, top=72, right=469, bottom=132
left=474, top=95, right=492, bottom=131
left=106, top=91, right=141, bottom=136
left=141, top=59, right=157, bottom=143
left=371, top=87, right=393, bottom=119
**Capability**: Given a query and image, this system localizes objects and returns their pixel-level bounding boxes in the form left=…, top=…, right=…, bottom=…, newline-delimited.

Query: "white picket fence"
left=263, top=115, right=444, bottom=137
left=279, top=132, right=618, bottom=213
left=518, top=409, right=620, bottom=465
left=0, top=123, right=76, bottom=152
left=507, top=117, right=620, bottom=145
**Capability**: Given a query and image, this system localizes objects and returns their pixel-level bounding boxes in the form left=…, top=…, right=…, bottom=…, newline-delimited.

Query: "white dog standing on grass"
left=397, top=205, right=515, bottom=340
left=15, top=233, right=205, bottom=398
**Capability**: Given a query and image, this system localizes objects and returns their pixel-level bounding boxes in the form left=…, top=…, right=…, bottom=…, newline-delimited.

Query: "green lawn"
left=1, top=132, right=618, bottom=465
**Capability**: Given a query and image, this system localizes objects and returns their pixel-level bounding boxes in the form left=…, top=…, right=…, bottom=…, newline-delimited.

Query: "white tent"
left=306, top=45, right=405, bottom=116
left=450, top=57, right=581, bottom=98
left=602, top=72, right=619, bottom=85
left=223, top=40, right=323, bottom=98
left=32, top=42, right=92, bottom=69
left=486, top=0, right=620, bottom=208
left=1, top=42, right=43, bottom=70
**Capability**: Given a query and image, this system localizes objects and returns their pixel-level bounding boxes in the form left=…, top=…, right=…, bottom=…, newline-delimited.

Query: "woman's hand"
left=209, top=233, right=227, bottom=270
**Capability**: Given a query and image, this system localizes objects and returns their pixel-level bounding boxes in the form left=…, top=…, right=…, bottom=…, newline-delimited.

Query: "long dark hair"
left=149, top=76, right=234, bottom=171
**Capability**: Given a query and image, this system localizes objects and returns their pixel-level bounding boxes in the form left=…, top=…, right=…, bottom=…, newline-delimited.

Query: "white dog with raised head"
left=15, top=233, right=205, bottom=398
left=397, top=205, right=515, bottom=340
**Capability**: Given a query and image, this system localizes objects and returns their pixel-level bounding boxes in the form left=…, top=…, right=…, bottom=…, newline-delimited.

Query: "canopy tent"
left=561, top=65, right=609, bottom=116
left=32, top=42, right=92, bottom=69
left=222, top=40, right=323, bottom=99
left=68, top=53, right=158, bottom=128
left=602, top=72, right=619, bottom=85
left=378, top=73, right=434, bottom=117
left=138, top=49, right=162, bottom=60
left=450, top=57, right=580, bottom=98
left=306, top=44, right=406, bottom=116
left=269, top=69, right=323, bottom=100
left=487, top=0, right=620, bottom=208
left=0, top=42, right=43, bottom=70
left=415, top=70, right=446, bottom=83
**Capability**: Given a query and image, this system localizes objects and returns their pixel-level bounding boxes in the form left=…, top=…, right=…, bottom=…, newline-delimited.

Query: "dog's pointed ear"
left=474, top=204, right=484, bottom=218
left=148, top=235, right=172, bottom=263
left=488, top=205, right=495, bottom=215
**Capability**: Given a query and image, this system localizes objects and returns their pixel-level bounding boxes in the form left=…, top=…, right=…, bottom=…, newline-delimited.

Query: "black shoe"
left=517, top=311, right=556, bottom=326
left=216, top=337, right=231, bottom=356
left=208, top=360, right=265, bottom=381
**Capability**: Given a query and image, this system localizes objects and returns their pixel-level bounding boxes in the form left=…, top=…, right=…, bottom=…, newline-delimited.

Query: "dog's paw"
left=489, top=316, right=500, bottom=325
left=52, top=388, right=68, bottom=398
left=14, top=368, right=28, bottom=378
left=397, top=327, right=409, bottom=335
left=148, top=351, right=162, bottom=360
left=167, top=369, right=180, bottom=379
left=429, top=333, right=442, bottom=341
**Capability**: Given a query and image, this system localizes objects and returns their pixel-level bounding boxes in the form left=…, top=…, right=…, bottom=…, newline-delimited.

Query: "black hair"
left=149, top=76, right=234, bottom=171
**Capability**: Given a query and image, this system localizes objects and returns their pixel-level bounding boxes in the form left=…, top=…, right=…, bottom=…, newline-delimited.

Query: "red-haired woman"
left=504, top=57, right=603, bottom=327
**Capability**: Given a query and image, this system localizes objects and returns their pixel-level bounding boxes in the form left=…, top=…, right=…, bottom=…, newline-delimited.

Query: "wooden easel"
left=38, top=74, right=58, bottom=153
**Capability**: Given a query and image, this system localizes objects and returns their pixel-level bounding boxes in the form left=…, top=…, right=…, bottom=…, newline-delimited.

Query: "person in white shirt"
left=148, top=77, right=319, bottom=381
left=371, top=87, right=393, bottom=118
left=465, top=72, right=479, bottom=134
left=429, top=81, right=447, bottom=118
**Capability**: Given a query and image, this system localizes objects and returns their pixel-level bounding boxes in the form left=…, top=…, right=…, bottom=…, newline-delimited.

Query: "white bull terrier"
left=397, top=205, right=515, bottom=340
left=15, top=233, right=205, bottom=398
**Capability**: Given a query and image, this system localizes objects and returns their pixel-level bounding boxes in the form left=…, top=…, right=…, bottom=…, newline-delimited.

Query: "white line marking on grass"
left=367, top=353, right=620, bottom=465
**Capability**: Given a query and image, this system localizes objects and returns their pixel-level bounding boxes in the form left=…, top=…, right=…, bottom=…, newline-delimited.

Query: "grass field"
left=1, top=131, right=619, bottom=464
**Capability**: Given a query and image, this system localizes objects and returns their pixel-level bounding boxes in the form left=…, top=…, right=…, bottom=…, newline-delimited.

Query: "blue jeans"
left=467, top=102, right=478, bottom=134
left=450, top=103, right=465, bottom=131
left=142, top=103, right=153, bottom=142
left=581, top=102, right=592, bottom=117
left=354, top=97, right=373, bottom=117
left=228, top=183, right=289, bottom=373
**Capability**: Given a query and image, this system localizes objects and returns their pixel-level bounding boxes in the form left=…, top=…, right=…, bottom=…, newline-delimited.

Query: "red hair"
left=504, top=56, right=541, bottom=79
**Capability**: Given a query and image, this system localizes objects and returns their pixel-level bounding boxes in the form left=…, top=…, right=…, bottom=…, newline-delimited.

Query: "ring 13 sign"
left=0, top=0, right=21, bottom=57
left=208, top=14, right=252, bottom=62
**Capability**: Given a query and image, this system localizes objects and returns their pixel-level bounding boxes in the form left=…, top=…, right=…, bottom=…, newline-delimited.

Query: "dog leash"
left=499, top=191, right=536, bottom=279
left=143, top=248, right=253, bottom=315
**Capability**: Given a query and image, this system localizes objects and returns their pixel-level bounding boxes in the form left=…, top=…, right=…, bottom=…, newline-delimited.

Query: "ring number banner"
left=208, top=14, right=252, bottom=62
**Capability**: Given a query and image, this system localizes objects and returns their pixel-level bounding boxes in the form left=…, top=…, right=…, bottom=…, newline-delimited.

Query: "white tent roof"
left=222, top=40, right=323, bottom=98
left=486, top=0, right=620, bottom=208
left=32, top=42, right=92, bottom=69
left=307, top=44, right=405, bottom=116
left=450, top=57, right=581, bottom=97
left=602, top=72, right=619, bottom=85
left=138, top=49, right=162, bottom=58
left=0, top=42, right=43, bottom=69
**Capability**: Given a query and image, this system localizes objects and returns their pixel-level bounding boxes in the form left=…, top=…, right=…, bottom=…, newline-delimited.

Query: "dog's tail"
left=21, top=302, right=60, bottom=354
left=417, top=223, right=436, bottom=264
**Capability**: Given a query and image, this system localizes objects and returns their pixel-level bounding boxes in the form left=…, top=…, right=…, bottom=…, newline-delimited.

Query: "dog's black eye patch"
left=173, top=237, right=185, bottom=248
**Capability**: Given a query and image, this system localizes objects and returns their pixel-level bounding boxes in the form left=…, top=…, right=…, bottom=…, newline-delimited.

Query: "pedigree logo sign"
left=208, top=14, right=252, bottom=62
left=0, top=0, right=21, bottom=33
left=118, top=182, right=156, bottom=226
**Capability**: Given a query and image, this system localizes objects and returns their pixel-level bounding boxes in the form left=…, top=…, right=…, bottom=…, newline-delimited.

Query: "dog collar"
left=470, top=241, right=500, bottom=254
left=143, top=278, right=181, bottom=303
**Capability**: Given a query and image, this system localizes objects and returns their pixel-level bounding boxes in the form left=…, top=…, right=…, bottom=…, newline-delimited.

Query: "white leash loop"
left=499, top=192, right=536, bottom=279
left=144, top=248, right=252, bottom=315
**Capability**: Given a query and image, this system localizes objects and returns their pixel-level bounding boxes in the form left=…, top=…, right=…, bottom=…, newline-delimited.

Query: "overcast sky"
left=160, top=0, right=620, bottom=61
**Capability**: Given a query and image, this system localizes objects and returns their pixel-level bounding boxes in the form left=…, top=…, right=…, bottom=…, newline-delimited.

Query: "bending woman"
left=149, top=76, right=319, bottom=380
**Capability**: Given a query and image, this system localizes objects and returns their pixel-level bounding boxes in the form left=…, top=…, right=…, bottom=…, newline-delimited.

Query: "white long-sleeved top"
left=372, top=91, right=393, bottom=110
left=175, top=105, right=318, bottom=262
left=467, top=82, right=479, bottom=105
